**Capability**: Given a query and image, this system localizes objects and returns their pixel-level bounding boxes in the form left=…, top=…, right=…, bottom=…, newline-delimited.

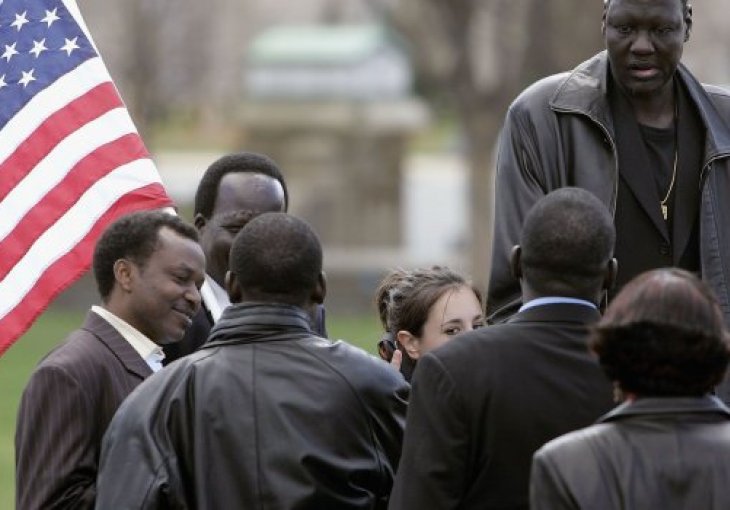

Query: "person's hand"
left=390, top=348, right=402, bottom=372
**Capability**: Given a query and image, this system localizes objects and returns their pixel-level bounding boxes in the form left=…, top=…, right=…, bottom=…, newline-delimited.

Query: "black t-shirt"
left=638, top=122, right=675, bottom=204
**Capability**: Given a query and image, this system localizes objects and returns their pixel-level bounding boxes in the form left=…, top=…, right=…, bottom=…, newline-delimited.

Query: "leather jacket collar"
left=600, top=395, right=730, bottom=423
left=549, top=51, right=730, bottom=160
left=206, top=302, right=314, bottom=346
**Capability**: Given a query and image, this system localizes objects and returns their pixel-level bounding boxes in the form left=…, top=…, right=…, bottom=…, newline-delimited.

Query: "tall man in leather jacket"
left=488, top=0, right=730, bottom=334
left=389, top=188, right=616, bottom=510
left=96, top=213, right=409, bottom=509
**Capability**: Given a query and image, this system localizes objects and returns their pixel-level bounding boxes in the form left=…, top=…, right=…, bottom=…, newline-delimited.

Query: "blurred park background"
left=2, top=0, right=730, bottom=505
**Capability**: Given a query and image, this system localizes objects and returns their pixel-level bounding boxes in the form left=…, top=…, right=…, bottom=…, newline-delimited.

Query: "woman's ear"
left=396, top=330, right=421, bottom=360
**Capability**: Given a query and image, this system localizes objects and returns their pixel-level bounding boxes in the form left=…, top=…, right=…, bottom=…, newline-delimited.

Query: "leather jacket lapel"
left=672, top=81, right=704, bottom=263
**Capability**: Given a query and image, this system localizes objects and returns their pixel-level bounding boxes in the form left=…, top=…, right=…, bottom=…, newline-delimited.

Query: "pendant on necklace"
left=661, top=204, right=668, bottom=221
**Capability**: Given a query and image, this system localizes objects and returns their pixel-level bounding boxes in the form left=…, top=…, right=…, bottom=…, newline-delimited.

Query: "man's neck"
left=624, top=80, right=676, bottom=129
left=521, top=285, right=599, bottom=307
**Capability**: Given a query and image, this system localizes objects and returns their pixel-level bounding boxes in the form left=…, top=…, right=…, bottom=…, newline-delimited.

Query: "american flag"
left=0, top=0, right=172, bottom=355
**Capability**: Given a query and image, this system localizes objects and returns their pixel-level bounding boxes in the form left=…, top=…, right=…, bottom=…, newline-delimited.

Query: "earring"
left=612, top=382, right=624, bottom=403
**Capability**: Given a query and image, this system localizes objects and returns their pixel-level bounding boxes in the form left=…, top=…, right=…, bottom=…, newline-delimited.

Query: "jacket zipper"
left=700, top=152, right=730, bottom=188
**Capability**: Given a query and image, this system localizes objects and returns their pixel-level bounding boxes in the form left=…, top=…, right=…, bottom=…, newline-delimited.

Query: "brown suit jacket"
left=15, top=311, right=152, bottom=510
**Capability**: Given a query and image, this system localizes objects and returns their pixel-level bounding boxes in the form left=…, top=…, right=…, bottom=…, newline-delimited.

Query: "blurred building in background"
left=246, top=24, right=412, bottom=100
left=241, top=23, right=429, bottom=262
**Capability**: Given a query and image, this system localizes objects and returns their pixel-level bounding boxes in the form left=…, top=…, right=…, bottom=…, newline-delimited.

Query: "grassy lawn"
left=0, top=305, right=380, bottom=509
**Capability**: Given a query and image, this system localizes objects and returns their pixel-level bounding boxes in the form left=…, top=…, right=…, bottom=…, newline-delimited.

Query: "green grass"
left=0, top=306, right=380, bottom=509
left=328, top=313, right=382, bottom=353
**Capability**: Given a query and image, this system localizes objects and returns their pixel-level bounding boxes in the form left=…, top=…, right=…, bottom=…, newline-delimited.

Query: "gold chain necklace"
left=660, top=148, right=677, bottom=221
left=660, top=101, right=679, bottom=221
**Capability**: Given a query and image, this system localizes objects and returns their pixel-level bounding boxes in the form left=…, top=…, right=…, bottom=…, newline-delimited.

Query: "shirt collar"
left=91, top=305, right=165, bottom=372
left=519, top=296, right=597, bottom=313
left=201, top=274, right=231, bottom=322
left=599, top=395, right=730, bottom=423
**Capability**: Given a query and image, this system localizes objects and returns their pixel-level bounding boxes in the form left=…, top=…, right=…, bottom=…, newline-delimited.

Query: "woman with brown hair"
left=531, top=268, right=730, bottom=509
left=375, top=266, right=484, bottom=381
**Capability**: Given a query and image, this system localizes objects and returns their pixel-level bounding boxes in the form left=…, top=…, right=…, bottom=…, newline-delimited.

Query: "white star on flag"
left=29, top=39, right=47, bottom=58
left=11, top=10, right=29, bottom=31
left=2, top=42, right=18, bottom=62
left=18, top=68, right=35, bottom=87
left=0, top=74, right=6, bottom=89
left=60, top=37, right=79, bottom=56
left=41, top=8, right=60, bottom=27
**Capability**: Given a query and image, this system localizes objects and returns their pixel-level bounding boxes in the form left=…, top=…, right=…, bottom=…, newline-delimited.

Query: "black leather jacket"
left=96, top=303, right=409, bottom=509
left=530, top=396, right=730, bottom=509
left=488, top=51, right=730, bottom=324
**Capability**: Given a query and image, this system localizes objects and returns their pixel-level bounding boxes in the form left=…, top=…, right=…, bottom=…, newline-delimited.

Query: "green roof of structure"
left=249, top=24, right=393, bottom=65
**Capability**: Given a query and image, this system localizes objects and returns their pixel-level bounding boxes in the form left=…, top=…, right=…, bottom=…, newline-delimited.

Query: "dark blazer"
left=389, top=303, right=615, bottom=510
left=609, top=77, right=703, bottom=301
left=15, top=311, right=152, bottom=510
left=531, top=396, right=730, bottom=509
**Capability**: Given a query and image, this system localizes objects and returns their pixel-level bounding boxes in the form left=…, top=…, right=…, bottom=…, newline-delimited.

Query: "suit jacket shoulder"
left=433, top=303, right=601, bottom=374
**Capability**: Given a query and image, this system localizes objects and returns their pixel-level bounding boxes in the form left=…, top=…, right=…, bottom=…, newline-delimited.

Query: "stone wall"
left=240, top=99, right=428, bottom=248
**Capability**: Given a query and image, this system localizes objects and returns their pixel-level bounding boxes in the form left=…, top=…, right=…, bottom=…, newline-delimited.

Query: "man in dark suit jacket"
left=15, top=211, right=205, bottom=510
left=162, top=152, right=289, bottom=364
left=389, top=188, right=618, bottom=510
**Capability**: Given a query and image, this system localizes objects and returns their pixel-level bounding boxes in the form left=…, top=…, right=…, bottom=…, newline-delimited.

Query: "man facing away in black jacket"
left=96, top=212, right=408, bottom=509
left=389, top=188, right=617, bottom=510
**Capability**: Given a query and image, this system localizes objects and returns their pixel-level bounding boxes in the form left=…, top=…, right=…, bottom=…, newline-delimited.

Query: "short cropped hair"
left=194, top=152, right=289, bottom=218
left=591, top=269, right=730, bottom=397
left=93, top=210, right=199, bottom=301
left=520, top=187, right=615, bottom=297
left=229, top=213, right=321, bottom=304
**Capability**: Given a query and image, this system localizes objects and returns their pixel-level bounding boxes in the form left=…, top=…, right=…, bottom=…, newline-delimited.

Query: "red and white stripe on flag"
left=0, top=0, right=172, bottom=355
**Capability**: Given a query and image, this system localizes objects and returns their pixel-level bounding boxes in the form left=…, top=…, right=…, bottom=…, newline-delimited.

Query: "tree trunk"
left=373, top=0, right=604, bottom=288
